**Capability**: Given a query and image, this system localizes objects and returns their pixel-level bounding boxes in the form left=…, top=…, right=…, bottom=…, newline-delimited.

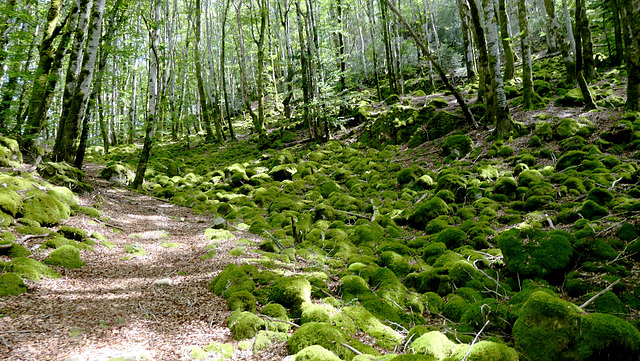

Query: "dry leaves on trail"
left=0, top=166, right=264, bottom=361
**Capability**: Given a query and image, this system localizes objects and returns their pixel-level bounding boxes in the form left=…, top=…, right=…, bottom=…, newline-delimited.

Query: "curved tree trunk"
left=498, top=0, right=515, bottom=81
left=544, top=0, right=575, bottom=80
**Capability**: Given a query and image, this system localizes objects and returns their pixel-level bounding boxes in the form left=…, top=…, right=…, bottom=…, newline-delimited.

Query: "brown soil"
left=0, top=165, right=279, bottom=361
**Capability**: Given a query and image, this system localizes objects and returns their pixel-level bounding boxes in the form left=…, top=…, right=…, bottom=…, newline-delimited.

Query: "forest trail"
left=1, top=165, right=256, bottom=361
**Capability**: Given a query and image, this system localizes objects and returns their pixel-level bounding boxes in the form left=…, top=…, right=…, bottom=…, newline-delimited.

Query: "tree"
left=621, top=0, right=640, bottom=110
left=497, top=0, right=515, bottom=81
left=518, top=0, right=541, bottom=110
left=132, top=0, right=161, bottom=189
left=544, top=0, right=576, bottom=80
left=574, top=0, right=598, bottom=110
left=194, top=0, right=216, bottom=143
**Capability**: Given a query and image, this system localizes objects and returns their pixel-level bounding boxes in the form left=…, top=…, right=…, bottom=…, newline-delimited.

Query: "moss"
left=442, top=341, right=518, bottom=361
left=342, top=306, right=402, bottom=350
left=269, top=276, right=311, bottom=307
left=435, top=228, right=467, bottom=250
left=293, top=345, right=342, bottom=361
left=0, top=272, right=28, bottom=296
left=22, top=190, right=70, bottom=226
left=209, top=263, right=256, bottom=299
left=441, top=135, right=473, bottom=158
left=409, top=331, right=456, bottom=359
left=517, top=170, right=544, bottom=187
left=99, top=162, right=135, bottom=185
left=253, top=330, right=289, bottom=354
left=11, top=257, right=60, bottom=282
left=616, top=223, right=638, bottom=241
left=496, top=228, right=573, bottom=280
left=422, top=242, right=447, bottom=264
left=435, top=173, right=467, bottom=202
left=577, top=200, right=609, bottom=220
left=289, top=322, right=353, bottom=360
left=379, top=251, right=411, bottom=278
left=228, top=290, right=257, bottom=312
left=0, top=187, right=22, bottom=216
left=43, top=245, right=85, bottom=268
left=261, top=303, right=291, bottom=332
left=577, top=312, right=640, bottom=360
left=57, top=226, right=88, bottom=241
left=443, top=296, right=470, bottom=322
left=204, top=228, right=234, bottom=240
left=227, top=311, right=266, bottom=340
left=4, top=243, right=31, bottom=258
left=123, top=244, right=146, bottom=256
left=588, top=187, right=614, bottom=205
left=300, top=302, right=333, bottom=324
left=408, top=197, right=451, bottom=230
left=584, top=291, right=628, bottom=316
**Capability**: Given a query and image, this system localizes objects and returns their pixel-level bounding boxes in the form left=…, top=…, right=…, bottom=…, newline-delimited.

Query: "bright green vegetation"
left=43, top=245, right=85, bottom=268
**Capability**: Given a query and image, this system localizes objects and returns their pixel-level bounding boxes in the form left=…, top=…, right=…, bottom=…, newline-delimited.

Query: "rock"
left=0, top=272, right=28, bottom=296
left=269, top=276, right=311, bottom=307
left=409, top=331, right=456, bottom=359
left=269, top=164, right=297, bottom=181
left=22, top=190, right=70, bottom=226
left=442, top=341, right=518, bottom=361
left=154, top=278, right=172, bottom=286
left=441, top=134, right=473, bottom=158
left=228, top=290, right=256, bottom=312
left=209, top=263, right=256, bottom=299
left=227, top=311, right=265, bottom=340
left=99, top=162, right=135, bottom=186
left=11, top=257, right=60, bottom=282
left=293, top=345, right=342, bottom=361
left=0, top=136, right=23, bottom=167
left=44, top=245, right=85, bottom=268
left=37, top=161, right=93, bottom=193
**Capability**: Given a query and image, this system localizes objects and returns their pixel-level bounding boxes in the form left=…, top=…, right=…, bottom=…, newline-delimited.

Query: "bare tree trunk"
left=574, top=0, right=597, bottom=110
left=578, top=0, right=596, bottom=80
left=518, top=0, right=539, bottom=110
left=457, top=0, right=476, bottom=81
left=380, top=0, right=397, bottom=95
left=544, top=0, right=575, bottom=80
left=235, top=0, right=259, bottom=136
left=498, top=0, right=515, bottom=81
left=220, top=0, right=235, bottom=140
left=296, top=1, right=313, bottom=140
left=610, top=0, right=624, bottom=66
left=561, top=0, right=576, bottom=56
left=132, top=0, right=161, bottom=189
left=621, top=0, right=640, bottom=110
left=467, top=0, right=491, bottom=108
left=194, top=0, right=215, bottom=142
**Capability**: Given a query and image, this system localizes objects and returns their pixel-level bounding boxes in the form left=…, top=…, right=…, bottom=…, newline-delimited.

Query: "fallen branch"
left=101, top=221, right=124, bottom=232
left=18, top=233, right=51, bottom=244
left=341, top=343, right=363, bottom=356
left=258, top=314, right=299, bottom=328
left=579, top=279, right=621, bottom=311
left=462, top=320, right=490, bottom=361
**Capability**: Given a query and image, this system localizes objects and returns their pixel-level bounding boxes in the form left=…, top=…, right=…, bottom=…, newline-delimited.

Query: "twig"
left=103, top=222, right=124, bottom=232
left=579, top=279, right=621, bottom=311
left=257, top=314, right=299, bottom=328
left=462, top=320, right=490, bottom=361
left=18, top=233, right=51, bottom=244
left=341, top=343, right=363, bottom=355
left=344, top=211, right=371, bottom=220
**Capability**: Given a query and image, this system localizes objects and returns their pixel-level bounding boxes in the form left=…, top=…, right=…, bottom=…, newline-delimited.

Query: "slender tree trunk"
left=518, top=0, right=538, bottom=110
left=132, top=0, right=161, bottom=189
left=255, top=0, right=267, bottom=142
left=194, top=0, right=215, bottom=142
left=21, top=0, right=71, bottom=158
left=97, top=91, right=109, bottom=153
left=621, top=0, right=640, bottom=110
left=296, top=1, right=313, bottom=140
left=483, top=0, right=514, bottom=135
left=220, top=0, right=235, bottom=140
left=0, top=0, right=17, bottom=75
left=578, top=0, right=596, bottom=80
left=52, top=0, right=105, bottom=164
left=574, top=0, right=597, bottom=110
left=498, top=0, right=515, bottom=81
left=368, top=0, right=382, bottom=100
left=457, top=0, right=475, bottom=81
left=380, top=0, right=397, bottom=95
left=382, top=0, right=477, bottom=128
left=561, top=0, right=576, bottom=56
left=468, top=0, right=491, bottom=108
left=611, top=0, right=624, bottom=66
left=235, top=0, right=259, bottom=135
left=279, top=0, right=295, bottom=120
left=544, top=0, right=575, bottom=80
left=335, top=0, right=346, bottom=92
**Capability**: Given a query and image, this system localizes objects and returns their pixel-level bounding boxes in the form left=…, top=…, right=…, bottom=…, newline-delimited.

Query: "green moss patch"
left=43, top=245, right=85, bottom=268
left=0, top=272, right=28, bottom=296
left=11, top=257, right=60, bottom=282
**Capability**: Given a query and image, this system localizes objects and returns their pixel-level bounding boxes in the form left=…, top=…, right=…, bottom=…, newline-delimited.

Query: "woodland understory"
left=2, top=0, right=640, bottom=360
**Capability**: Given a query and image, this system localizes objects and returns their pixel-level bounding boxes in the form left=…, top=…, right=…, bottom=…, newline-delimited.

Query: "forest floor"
left=0, top=165, right=279, bottom=361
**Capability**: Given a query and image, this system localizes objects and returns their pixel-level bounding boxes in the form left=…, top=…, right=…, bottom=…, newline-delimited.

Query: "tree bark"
left=457, top=0, right=476, bottom=81
left=498, top=0, right=515, bottom=81
left=132, top=1, right=161, bottom=190
left=578, top=0, right=596, bottom=80
left=574, top=0, right=597, bottom=110
left=379, top=0, right=397, bottom=95
left=467, top=0, right=491, bottom=107
left=235, top=0, right=259, bottom=137
left=518, top=0, right=538, bottom=110
left=610, top=0, right=624, bottom=66
left=621, top=0, right=640, bottom=110
left=220, top=0, right=235, bottom=140
left=544, top=0, right=575, bottom=80
left=194, top=0, right=215, bottom=143
left=381, top=0, right=477, bottom=128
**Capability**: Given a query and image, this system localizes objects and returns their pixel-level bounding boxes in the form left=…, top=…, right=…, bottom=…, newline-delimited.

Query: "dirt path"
left=1, top=165, right=250, bottom=361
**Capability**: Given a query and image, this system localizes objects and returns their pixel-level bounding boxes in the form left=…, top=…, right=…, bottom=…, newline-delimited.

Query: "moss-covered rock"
left=228, top=290, right=257, bottom=312
left=209, top=263, right=256, bottom=298
left=409, top=331, right=457, bottom=359
left=408, top=197, right=452, bottom=230
left=435, top=227, right=467, bottom=250
left=342, top=306, right=402, bottom=350
left=442, top=341, right=518, bottom=361
left=269, top=164, right=298, bottom=181
left=289, top=322, right=353, bottom=360
left=11, top=257, right=60, bottom=282
left=99, top=162, right=135, bottom=186
left=269, top=276, right=311, bottom=308
left=261, top=303, right=291, bottom=332
left=441, top=134, right=473, bottom=158
left=293, top=345, right=343, bottom=361
left=57, top=226, right=88, bottom=241
left=43, top=245, right=85, bottom=268
left=253, top=330, right=289, bottom=354
left=227, top=311, right=266, bottom=340
left=37, top=161, right=93, bottom=193
left=496, top=228, right=573, bottom=280
left=0, top=272, right=28, bottom=296
left=577, top=200, right=609, bottom=220
left=0, top=187, right=22, bottom=217
left=22, top=190, right=70, bottom=226
left=0, top=136, right=22, bottom=167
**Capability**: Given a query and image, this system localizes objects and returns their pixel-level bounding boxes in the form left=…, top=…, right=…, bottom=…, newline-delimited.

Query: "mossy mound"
left=409, top=331, right=456, bottom=359
left=57, top=226, right=88, bottom=241
left=210, top=263, right=256, bottom=299
left=496, top=228, right=573, bottom=280
left=0, top=136, right=22, bottom=167
left=0, top=272, right=28, bottom=296
left=22, top=190, right=71, bottom=226
left=228, top=290, right=257, bottom=312
left=293, top=345, right=343, bottom=361
left=269, top=276, right=312, bottom=308
left=37, top=161, right=93, bottom=193
left=99, top=162, right=135, bottom=186
left=441, top=134, right=473, bottom=158
left=442, top=341, right=518, bottom=361
left=289, top=322, right=362, bottom=360
left=11, top=257, right=60, bottom=282
left=43, top=245, right=85, bottom=268
left=0, top=187, right=23, bottom=217
left=261, top=303, right=291, bottom=332
left=254, top=330, right=289, bottom=354
left=227, top=311, right=266, bottom=340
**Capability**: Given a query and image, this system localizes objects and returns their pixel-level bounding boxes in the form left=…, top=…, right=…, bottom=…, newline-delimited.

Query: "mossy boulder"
left=11, top=257, right=60, bottom=282
left=37, top=161, right=93, bottom=193
left=289, top=322, right=353, bottom=360
left=269, top=164, right=298, bottom=181
left=22, top=190, right=71, bottom=226
left=409, top=331, right=456, bottom=359
left=261, top=303, right=291, bottom=332
left=269, top=276, right=311, bottom=308
left=0, top=272, right=28, bottom=296
left=253, top=330, right=289, bottom=354
left=0, top=136, right=22, bottom=167
left=293, top=345, right=343, bottom=361
left=435, top=227, right=467, bottom=250
left=57, top=226, right=88, bottom=241
left=341, top=306, right=403, bottom=349
left=496, top=228, right=574, bottom=280
left=43, top=245, right=85, bottom=268
left=577, top=200, right=609, bottom=220
left=441, top=134, right=473, bottom=158
left=408, top=197, right=452, bottom=230
left=228, top=290, right=257, bottom=312
left=99, top=162, right=135, bottom=186
left=513, top=291, right=640, bottom=361
left=0, top=187, right=22, bottom=217
left=554, top=118, right=583, bottom=140
left=227, top=311, right=266, bottom=340
left=209, top=264, right=256, bottom=299
left=442, top=341, right=518, bottom=361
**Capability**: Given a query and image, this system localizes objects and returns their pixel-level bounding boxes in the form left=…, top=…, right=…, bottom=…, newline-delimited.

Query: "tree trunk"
left=621, top=0, right=640, bottom=110
left=368, top=0, right=382, bottom=100
left=296, top=1, right=313, bottom=140
left=235, top=0, right=259, bottom=136
left=578, top=0, right=596, bottom=80
left=574, top=0, right=597, bottom=110
left=467, top=0, right=491, bottom=108
left=335, top=0, right=346, bottom=92
left=544, top=0, right=575, bottom=80
left=52, top=0, right=105, bottom=164
left=498, top=0, right=515, bottom=81
left=457, top=0, right=476, bottom=81
left=382, top=0, right=477, bottom=128
left=610, top=0, right=624, bottom=66
left=255, top=0, right=267, bottom=142
left=0, top=0, right=17, bottom=75
left=220, top=0, right=235, bottom=140
left=483, top=0, right=514, bottom=135
left=194, top=0, right=215, bottom=143
left=561, top=0, right=577, bottom=56
left=20, top=0, right=71, bottom=158
left=518, top=0, right=538, bottom=110
left=132, top=0, right=161, bottom=190
left=380, top=0, right=397, bottom=95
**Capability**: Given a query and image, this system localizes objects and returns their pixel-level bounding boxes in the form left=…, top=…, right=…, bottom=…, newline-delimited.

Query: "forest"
left=1, top=0, right=640, bottom=360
